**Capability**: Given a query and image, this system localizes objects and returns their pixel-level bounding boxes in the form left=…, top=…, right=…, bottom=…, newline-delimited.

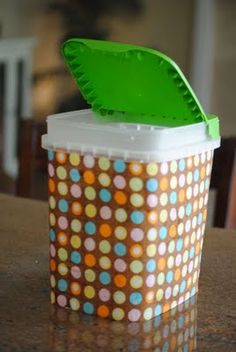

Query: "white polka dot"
left=83, top=154, right=95, bottom=168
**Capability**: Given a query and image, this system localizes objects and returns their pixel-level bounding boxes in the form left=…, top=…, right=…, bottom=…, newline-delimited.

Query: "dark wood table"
left=0, top=194, right=235, bottom=351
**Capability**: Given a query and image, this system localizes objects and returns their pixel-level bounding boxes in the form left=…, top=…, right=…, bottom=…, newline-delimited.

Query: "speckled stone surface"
left=0, top=194, right=235, bottom=351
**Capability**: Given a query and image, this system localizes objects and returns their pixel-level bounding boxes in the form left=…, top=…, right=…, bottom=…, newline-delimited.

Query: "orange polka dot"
left=97, top=305, right=109, bottom=318
left=83, top=170, right=95, bottom=185
left=157, top=258, right=166, bottom=271
left=128, top=162, right=143, bottom=176
left=48, top=179, right=55, bottom=193
left=200, top=166, right=206, bottom=179
left=203, top=209, right=207, bottom=221
left=160, top=177, right=168, bottom=191
left=147, top=211, right=158, bottom=225
left=174, top=269, right=181, bottom=282
left=84, top=254, right=96, bottom=267
left=163, top=303, right=170, bottom=314
left=145, top=291, right=155, bottom=303
left=56, top=151, right=67, bottom=164
left=99, top=223, right=112, bottom=237
left=195, top=242, right=200, bottom=255
left=178, top=189, right=185, bottom=202
left=170, top=336, right=177, bottom=350
left=114, top=191, right=127, bottom=205
left=71, top=202, right=83, bottom=215
left=57, top=231, right=68, bottom=246
left=129, top=244, right=143, bottom=258
left=50, top=259, right=56, bottom=272
left=169, top=225, right=177, bottom=238
left=114, top=274, right=127, bottom=287
left=70, top=282, right=81, bottom=295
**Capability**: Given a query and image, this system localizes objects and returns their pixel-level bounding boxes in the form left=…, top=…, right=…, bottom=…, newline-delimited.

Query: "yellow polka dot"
left=146, top=162, right=158, bottom=176
left=58, top=182, right=68, bottom=196
left=49, top=213, right=56, bottom=226
left=70, top=297, right=80, bottom=311
left=129, top=177, right=143, bottom=192
left=56, top=166, right=67, bottom=180
left=99, top=240, right=111, bottom=254
left=99, top=256, right=111, bottom=270
left=146, top=244, right=157, bottom=257
left=114, top=226, right=127, bottom=240
left=69, top=153, right=80, bottom=166
left=50, top=291, right=55, bottom=304
left=98, top=157, right=111, bottom=171
left=70, top=235, right=81, bottom=249
left=50, top=275, right=56, bottom=288
left=130, top=193, right=144, bottom=207
left=130, top=275, right=143, bottom=289
left=84, top=186, right=96, bottom=200
left=84, top=269, right=96, bottom=282
left=113, top=291, right=126, bottom=305
left=49, top=196, right=56, bottom=209
left=98, top=173, right=111, bottom=187
left=115, top=208, right=127, bottom=222
left=156, top=289, right=164, bottom=301
left=58, top=263, right=68, bottom=276
left=84, top=285, right=95, bottom=299
left=58, top=248, right=68, bottom=261
left=159, top=209, right=168, bottom=223
left=112, top=307, right=125, bottom=321
left=70, top=219, right=82, bottom=233
left=85, top=204, right=97, bottom=218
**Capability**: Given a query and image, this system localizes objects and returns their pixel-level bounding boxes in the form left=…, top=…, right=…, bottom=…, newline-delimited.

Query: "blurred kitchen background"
left=0, top=0, right=235, bottom=228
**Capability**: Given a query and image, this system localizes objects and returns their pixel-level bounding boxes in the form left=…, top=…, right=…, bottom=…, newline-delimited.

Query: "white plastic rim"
left=42, top=109, right=220, bottom=162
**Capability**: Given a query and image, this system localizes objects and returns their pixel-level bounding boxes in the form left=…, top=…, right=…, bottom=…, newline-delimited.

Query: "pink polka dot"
left=98, top=288, right=111, bottom=302
left=128, top=309, right=141, bottom=322
left=71, top=266, right=81, bottom=279
left=175, top=254, right=182, bottom=266
left=158, top=242, right=166, bottom=255
left=170, top=208, right=177, bottom=221
left=114, top=258, right=127, bottom=272
left=58, top=216, right=68, bottom=230
left=50, top=244, right=56, bottom=257
left=57, top=295, right=67, bottom=307
left=178, top=296, right=184, bottom=305
left=48, top=163, right=54, bottom=177
left=131, top=228, right=144, bottom=242
left=100, top=206, right=112, bottom=220
left=161, top=162, right=168, bottom=175
left=83, top=154, right=95, bottom=168
left=70, top=184, right=82, bottom=198
left=113, top=175, right=126, bottom=189
left=84, top=238, right=96, bottom=251
left=179, top=174, right=185, bottom=187
left=147, top=194, right=158, bottom=208
left=188, top=260, right=194, bottom=273
left=165, top=287, right=172, bottom=300
left=146, top=274, right=155, bottom=287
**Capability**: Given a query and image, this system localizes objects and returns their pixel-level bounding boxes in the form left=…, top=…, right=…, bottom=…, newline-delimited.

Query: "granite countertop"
left=0, top=194, right=235, bottom=352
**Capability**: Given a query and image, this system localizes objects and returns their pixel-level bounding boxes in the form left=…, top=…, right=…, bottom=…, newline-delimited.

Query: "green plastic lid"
left=62, top=38, right=219, bottom=139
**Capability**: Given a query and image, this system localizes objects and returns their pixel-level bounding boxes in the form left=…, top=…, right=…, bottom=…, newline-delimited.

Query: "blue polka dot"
left=58, top=279, right=68, bottom=292
left=99, top=272, right=111, bottom=285
left=180, top=280, right=186, bottom=293
left=186, top=203, right=192, bottom=216
left=99, top=189, right=111, bottom=203
left=170, top=191, right=177, bottom=204
left=49, top=229, right=56, bottom=241
left=48, top=150, right=54, bottom=161
left=128, top=339, right=140, bottom=352
left=69, top=168, right=80, bottom=182
left=189, top=246, right=195, bottom=259
left=191, top=287, right=196, bottom=297
left=162, top=342, right=169, bottom=352
left=71, top=251, right=81, bottom=264
left=146, top=178, right=158, bottom=192
left=130, top=211, right=144, bottom=224
left=146, top=259, right=156, bottom=272
left=176, top=238, right=183, bottom=252
left=154, top=304, right=162, bottom=316
left=198, top=213, right=203, bottom=225
left=58, top=199, right=69, bottom=213
left=178, top=315, right=185, bottom=329
left=114, top=159, right=126, bottom=173
left=179, top=159, right=185, bottom=172
left=129, top=292, right=143, bottom=305
left=159, top=226, right=167, bottom=240
left=166, top=271, right=173, bottom=283
left=83, top=302, right=94, bottom=315
left=205, top=179, right=210, bottom=189
left=153, top=314, right=161, bottom=327
left=84, top=221, right=96, bottom=235
left=114, top=243, right=127, bottom=256
left=183, top=344, right=188, bottom=352
left=194, top=169, right=199, bottom=182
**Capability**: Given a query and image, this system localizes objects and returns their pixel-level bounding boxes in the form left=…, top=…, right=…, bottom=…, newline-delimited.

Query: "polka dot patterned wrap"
left=48, top=149, right=213, bottom=321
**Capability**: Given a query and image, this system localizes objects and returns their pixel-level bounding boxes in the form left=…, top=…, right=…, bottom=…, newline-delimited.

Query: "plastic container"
left=42, top=108, right=220, bottom=321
